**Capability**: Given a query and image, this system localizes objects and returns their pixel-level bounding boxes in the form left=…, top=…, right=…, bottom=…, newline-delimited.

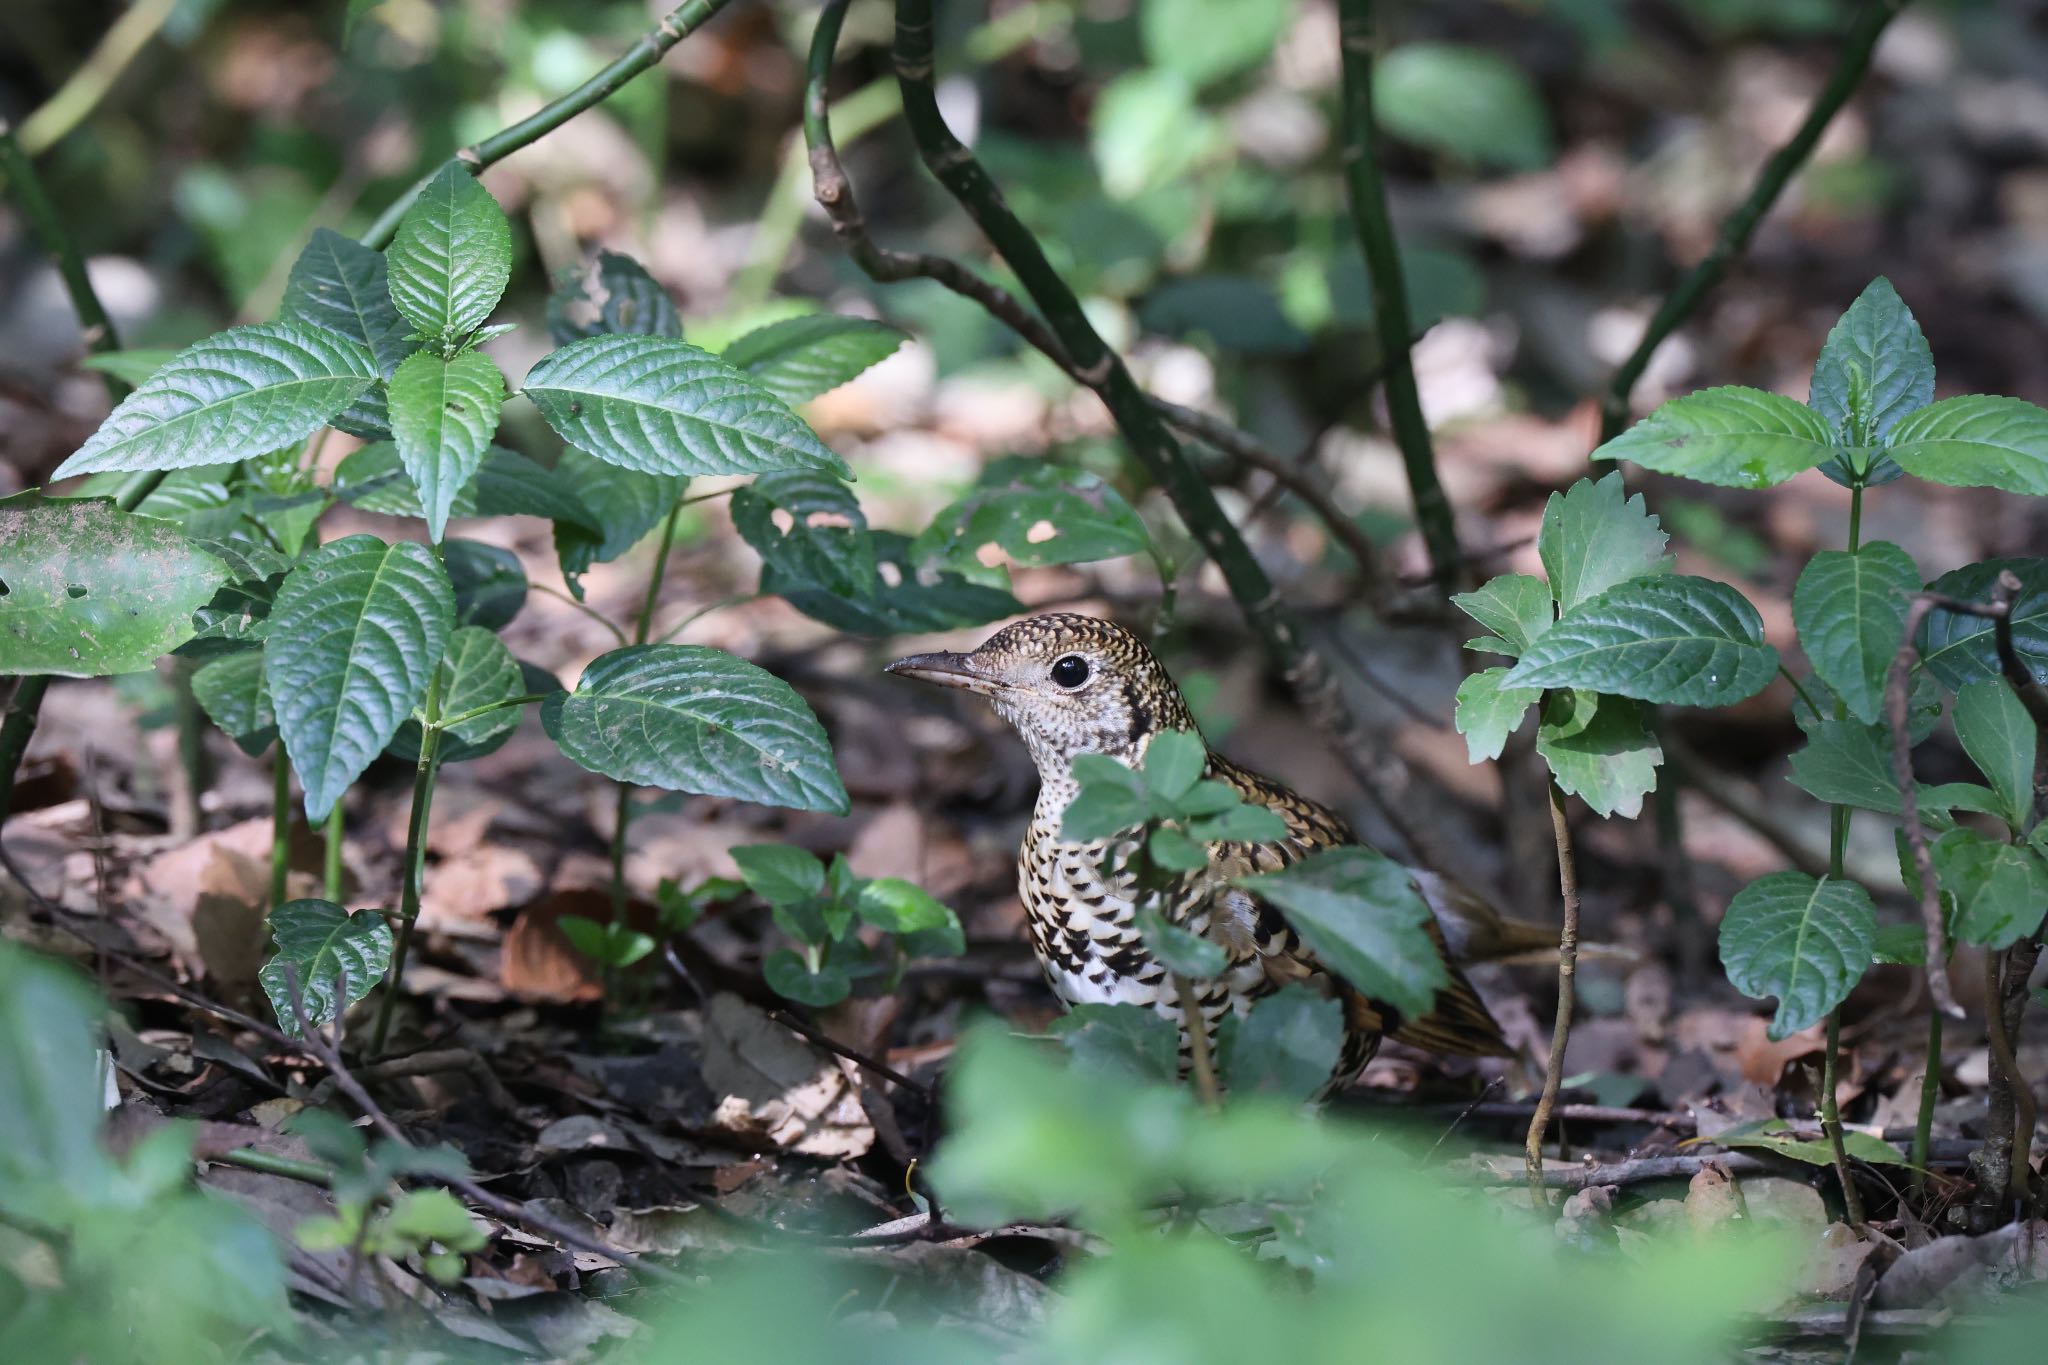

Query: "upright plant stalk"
left=1525, top=779, right=1580, bottom=1205
left=370, top=667, right=444, bottom=1055
left=1816, top=486, right=1866, bottom=1223
left=1595, top=0, right=1905, bottom=447
left=609, top=503, right=686, bottom=923
left=1334, top=0, right=1459, bottom=588
left=269, top=755, right=291, bottom=911
left=323, top=802, right=345, bottom=902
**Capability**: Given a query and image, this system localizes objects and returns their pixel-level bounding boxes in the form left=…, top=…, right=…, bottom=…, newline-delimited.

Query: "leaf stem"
left=370, top=665, right=444, bottom=1055
left=609, top=500, right=687, bottom=924
left=1525, top=778, right=1580, bottom=1208
left=650, top=592, right=758, bottom=646
left=1819, top=802, right=1867, bottom=1222
left=433, top=692, right=553, bottom=731
left=269, top=752, right=292, bottom=912
left=528, top=582, right=628, bottom=646
left=324, top=800, right=345, bottom=902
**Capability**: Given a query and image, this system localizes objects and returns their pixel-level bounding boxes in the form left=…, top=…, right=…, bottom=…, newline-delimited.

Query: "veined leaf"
left=52, top=323, right=377, bottom=478
left=912, top=456, right=1152, bottom=572
left=1594, top=386, right=1837, bottom=488
left=547, top=250, right=682, bottom=344
left=722, top=314, right=910, bottom=405
left=1235, top=846, right=1447, bottom=1020
left=1787, top=720, right=1899, bottom=815
left=260, top=899, right=394, bottom=1037
left=1452, top=573, right=1553, bottom=658
left=1537, top=693, right=1662, bottom=819
left=1216, top=984, right=1344, bottom=1104
left=1953, top=681, right=2035, bottom=832
left=1502, top=575, right=1777, bottom=707
left=191, top=649, right=276, bottom=756
left=1809, top=277, right=1933, bottom=445
left=764, top=531, right=1020, bottom=636
left=1537, top=473, right=1671, bottom=613
left=1935, top=828, right=2048, bottom=949
left=1887, top=395, right=2048, bottom=495
left=1718, top=871, right=1875, bottom=1040
left=1454, top=668, right=1539, bottom=764
left=385, top=163, right=512, bottom=345
left=1918, top=558, right=2048, bottom=690
left=335, top=441, right=597, bottom=531
left=550, top=449, right=687, bottom=597
left=443, top=538, right=526, bottom=630
left=731, top=470, right=875, bottom=600
left=279, top=227, right=413, bottom=437
left=389, top=626, right=525, bottom=764
left=543, top=644, right=848, bottom=814
left=387, top=350, right=506, bottom=541
left=1791, top=542, right=1919, bottom=725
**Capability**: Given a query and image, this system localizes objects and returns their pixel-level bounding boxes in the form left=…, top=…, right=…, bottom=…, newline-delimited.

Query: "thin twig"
left=1887, top=594, right=1966, bottom=1021
left=1525, top=779, right=1581, bottom=1206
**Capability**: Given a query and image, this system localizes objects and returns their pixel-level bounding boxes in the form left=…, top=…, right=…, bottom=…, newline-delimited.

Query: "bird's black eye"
left=1049, top=655, right=1090, bottom=688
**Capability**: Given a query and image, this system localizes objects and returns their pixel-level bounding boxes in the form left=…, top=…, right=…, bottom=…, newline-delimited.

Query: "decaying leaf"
left=698, top=992, right=874, bottom=1159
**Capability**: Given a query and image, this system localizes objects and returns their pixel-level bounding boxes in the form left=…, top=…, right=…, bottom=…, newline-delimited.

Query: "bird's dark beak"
left=886, top=650, right=997, bottom=694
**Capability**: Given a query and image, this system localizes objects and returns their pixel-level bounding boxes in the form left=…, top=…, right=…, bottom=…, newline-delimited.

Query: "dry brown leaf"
left=126, top=817, right=281, bottom=973
left=190, top=842, right=270, bottom=989
left=423, top=843, right=543, bottom=929
left=500, top=890, right=606, bottom=1003
left=1685, top=1160, right=1748, bottom=1234
left=1736, top=1017, right=1825, bottom=1087
left=1802, top=1222, right=1879, bottom=1300
left=699, top=992, right=874, bottom=1159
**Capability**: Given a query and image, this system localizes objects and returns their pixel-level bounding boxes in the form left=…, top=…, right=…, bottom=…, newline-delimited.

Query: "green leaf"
left=266, top=536, right=455, bottom=821
left=1216, top=984, right=1343, bottom=1104
left=546, top=450, right=687, bottom=594
left=387, top=350, right=506, bottom=541
left=1920, top=781, right=2008, bottom=819
left=1091, top=68, right=1216, bottom=200
left=1452, top=573, right=1554, bottom=659
left=191, top=649, right=276, bottom=755
left=1147, top=825, right=1209, bottom=872
left=1046, top=1003, right=1180, bottom=1085
left=1139, top=0, right=1289, bottom=87
left=0, top=941, right=117, bottom=1221
left=1142, top=729, right=1207, bottom=804
left=1537, top=473, right=1672, bottom=613
left=857, top=879, right=964, bottom=956
left=52, top=323, right=377, bottom=478
left=1593, top=386, right=1838, bottom=489
left=1887, top=395, right=2048, bottom=494
left=1809, top=277, right=1934, bottom=445
left=721, top=314, right=910, bottom=405
left=1374, top=43, right=1552, bottom=170
left=762, top=530, right=1020, bottom=636
left=1934, top=829, right=2048, bottom=949
left=1235, top=846, right=1447, bottom=1020
left=912, top=457, right=1153, bottom=572
left=0, top=493, right=230, bottom=676
left=1063, top=753, right=1149, bottom=841
left=384, top=163, right=512, bottom=345
left=1715, top=1118, right=1907, bottom=1169
left=1135, top=905, right=1227, bottom=977
left=1787, top=719, right=1900, bottom=815
left=279, top=227, right=412, bottom=437
left=521, top=334, right=850, bottom=479
left=388, top=626, right=524, bottom=764
left=763, top=949, right=851, bottom=1007
left=1791, top=542, right=1919, bottom=724
left=1454, top=668, right=1540, bottom=764
left=543, top=644, right=848, bottom=814
left=559, top=916, right=656, bottom=969
left=1954, top=681, right=2036, bottom=831
left=334, top=441, right=596, bottom=531
left=732, top=844, right=828, bottom=906
left=1872, top=922, right=1929, bottom=967
left=730, top=470, right=875, bottom=600
left=260, top=898, right=395, bottom=1036
left=547, top=250, right=682, bottom=344
left=1918, top=558, right=2048, bottom=691
left=1537, top=693, right=1663, bottom=819
left=80, top=348, right=178, bottom=388
left=1718, top=871, right=1875, bottom=1040
left=1183, top=803, right=1288, bottom=845
left=442, top=538, right=526, bottom=630
left=1502, top=575, right=1777, bottom=707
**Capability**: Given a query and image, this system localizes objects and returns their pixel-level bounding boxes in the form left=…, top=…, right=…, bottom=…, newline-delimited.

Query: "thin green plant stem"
left=17, top=0, right=176, bottom=155
left=1525, top=778, right=1580, bottom=1207
left=361, top=0, right=736, bottom=249
left=1334, top=0, right=1460, bottom=589
left=651, top=591, right=758, bottom=646
left=609, top=500, right=686, bottom=923
left=1595, top=0, right=1906, bottom=449
left=370, top=665, right=444, bottom=1055
left=269, top=755, right=291, bottom=912
left=435, top=692, right=553, bottom=731
left=323, top=801, right=345, bottom=902
left=208, top=1147, right=333, bottom=1186
left=1912, top=1007, right=1943, bottom=1196
left=633, top=504, right=685, bottom=643
left=1819, top=803, right=1867, bottom=1223
left=529, top=582, right=628, bottom=646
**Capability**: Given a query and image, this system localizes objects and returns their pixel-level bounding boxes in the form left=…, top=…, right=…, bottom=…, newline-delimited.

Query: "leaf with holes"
left=521, top=334, right=849, bottom=479
left=1594, top=386, right=1838, bottom=489
left=1503, top=575, right=1776, bottom=707
left=1954, top=681, right=2036, bottom=832
left=1536, top=693, right=1662, bottom=819
left=191, top=649, right=276, bottom=755
left=1453, top=572, right=1554, bottom=658
left=912, top=456, right=1153, bottom=572
left=731, top=470, right=875, bottom=600
left=0, top=493, right=229, bottom=676
left=543, top=644, right=848, bottom=814
left=1454, top=667, right=1540, bottom=764
left=1935, top=829, right=2048, bottom=949
left=1810, top=277, right=1934, bottom=445
left=1236, top=846, right=1446, bottom=1020
left=1718, top=872, right=1875, bottom=1040
left=764, top=531, right=1020, bottom=636
left=387, top=350, right=506, bottom=541
left=389, top=626, right=526, bottom=764
left=385, top=163, right=512, bottom=345
left=260, top=899, right=394, bottom=1036
left=1792, top=542, right=1919, bottom=725
left=547, top=250, right=682, bottom=344
left=1217, top=983, right=1344, bottom=1104
left=1537, top=473, right=1671, bottom=613
left=1887, top=395, right=2048, bottom=495
left=551, top=448, right=688, bottom=596
left=279, top=228, right=412, bottom=437
left=722, top=314, right=909, bottom=405
left=265, top=536, right=454, bottom=821
left=52, top=324, right=377, bottom=478
left=1918, top=559, right=2048, bottom=690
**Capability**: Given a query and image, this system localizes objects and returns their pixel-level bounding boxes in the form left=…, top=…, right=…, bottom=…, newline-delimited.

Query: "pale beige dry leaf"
left=699, top=992, right=874, bottom=1159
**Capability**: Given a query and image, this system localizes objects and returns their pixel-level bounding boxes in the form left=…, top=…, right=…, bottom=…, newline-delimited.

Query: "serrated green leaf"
left=1142, top=729, right=1207, bottom=804
left=730, top=470, right=875, bottom=600
left=1887, top=395, right=2048, bottom=494
left=1953, top=680, right=2035, bottom=831
left=1537, top=473, right=1672, bottom=613
left=279, top=227, right=413, bottom=437
left=389, top=626, right=524, bottom=765
left=0, top=494, right=230, bottom=676
left=857, top=878, right=964, bottom=956
left=385, top=163, right=512, bottom=345
left=1064, top=755, right=1150, bottom=842
left=1136, top=905, right=1228, bottom=977
left=1787, top=719, right=1899, bottom=815
left=913, top=456, right=1153, bottom=573
left=1792, top=542, right=1919, bottom=724
left=266, top=536, right=455, bottom=821
left=1454, top=667, right=1540, bottom=764
left=260, top=899, right=394, bottom=1036
left=551, top=448, right=687, bottom=596
left=1809, top=277, right=1934, bottom=445
left=543, top=644, right=848, bottom=814
left=1148, top=825, right=1209, bottom=872
left=442, top=538, right=526, bottom=630
left=1216, top=984, right=1343, bottom=1104
left=1184, top=803, right=1289, bottom=845
left=546, top=250, right=682, bottom=344
left=1718, top=871, right=1875, bottom=1040
left=1919, top=559, right=2048, bottom=691
left=1047, top=1003, right=1181, bottom=1084
left=1537, top=693, right=1662, bottom=819
left=1920, top=781, right=2007, bottom=819
left=1375, top=43, right=1552, bottom=170
left=1451, top=573, right=1553, bottom=658
left=191, top=649, right=276, bottom=755
left=763, top=949, right=851, bottom=1007
left=721, top=314, right=910, bottom=405
left=334, top=442, right=597, bottom=533
left=732, top=844, right=828, bottom=906
left=1503, top=575, right=1777, bottom=707
left=52, top=323, right=377, bottom=478
left=764, top=530, right=1020, bottom=636
left=1593, top=386, right=1837, bottom=489
left=387, top=350, right=506, bottom=541
left=1235, top=846, right=1447, bottom=1020
left=521, top=335, right=850, bottom=480
left=1934, top=828, right=2048, bottom=949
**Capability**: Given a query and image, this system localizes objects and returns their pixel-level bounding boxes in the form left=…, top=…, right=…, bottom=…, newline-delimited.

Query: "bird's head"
left=886, top=613, right=1196, bottom=778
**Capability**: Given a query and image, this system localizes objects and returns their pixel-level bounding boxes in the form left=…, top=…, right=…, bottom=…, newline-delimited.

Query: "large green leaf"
left=1453, top=667, right=1540, bottom=764
left=387, top=350, right=506, bottom=541
left=1953, top=680, right=2036, bottom=831
left=721, top=315, right=910, bottom=405
left=1718, top=871, right=1875, bottom=1040
left=1234, top=846, right=1447, bottom=1020
left=191, top=649, right=276, bottom=756
left=546, top=249, right=682, bottom=344
left=265, top=536, right=455, bottom=821
left=1918, top=559, right=2048, bottom=690
left=1536, top=693, right=1662, bottom=819
left=334, top=441, right=597, bottom=531
left=443, top=538, right=526, bottom=630
left=912, top=457, right=1153, bottom=571
left=278, top=227, right=413, bottom=437
left=1537, top=473, right=1671, bottom=614
left=1594, top=386, right=1837, bottom=489
left=0, top=942, right=118, bottom=1223
left=1886, top=394, right=2048, bottom=495
left=1503, top=575, right=1777, bottom=707
left=520, top=335, right=850, bottom=479
left=730, top=470, right=876, bottom=600
left=1452, top=572, right=1554, bottom=658
left=389, top=625, right=525, bottom=764
left=1935, top=829, right=2048, bottom=949
left=1139, top=0, right=1289, bottom=88
left=51, top=323, right=377, bottom=478
left=0, top=494, right=229, bottom=676
left=1216, top=984, right=1344, bottom=1104
left=1791, top=542, right=1918, bottom=725
left=1809, top=277, right=1933, bottom=445
left=542, top=644, right=848, bottom=814
left=1787, top=719, right=1899, bottom=815
left=550, top=448, right=687, bottom=597
left=1374, top=43, right=1552, bottom=170
left=764, top=531, right=1020, bottom=636
left=384, top=162, right=512, bottom=346
left=259, top=898, right=394, bottom=1037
